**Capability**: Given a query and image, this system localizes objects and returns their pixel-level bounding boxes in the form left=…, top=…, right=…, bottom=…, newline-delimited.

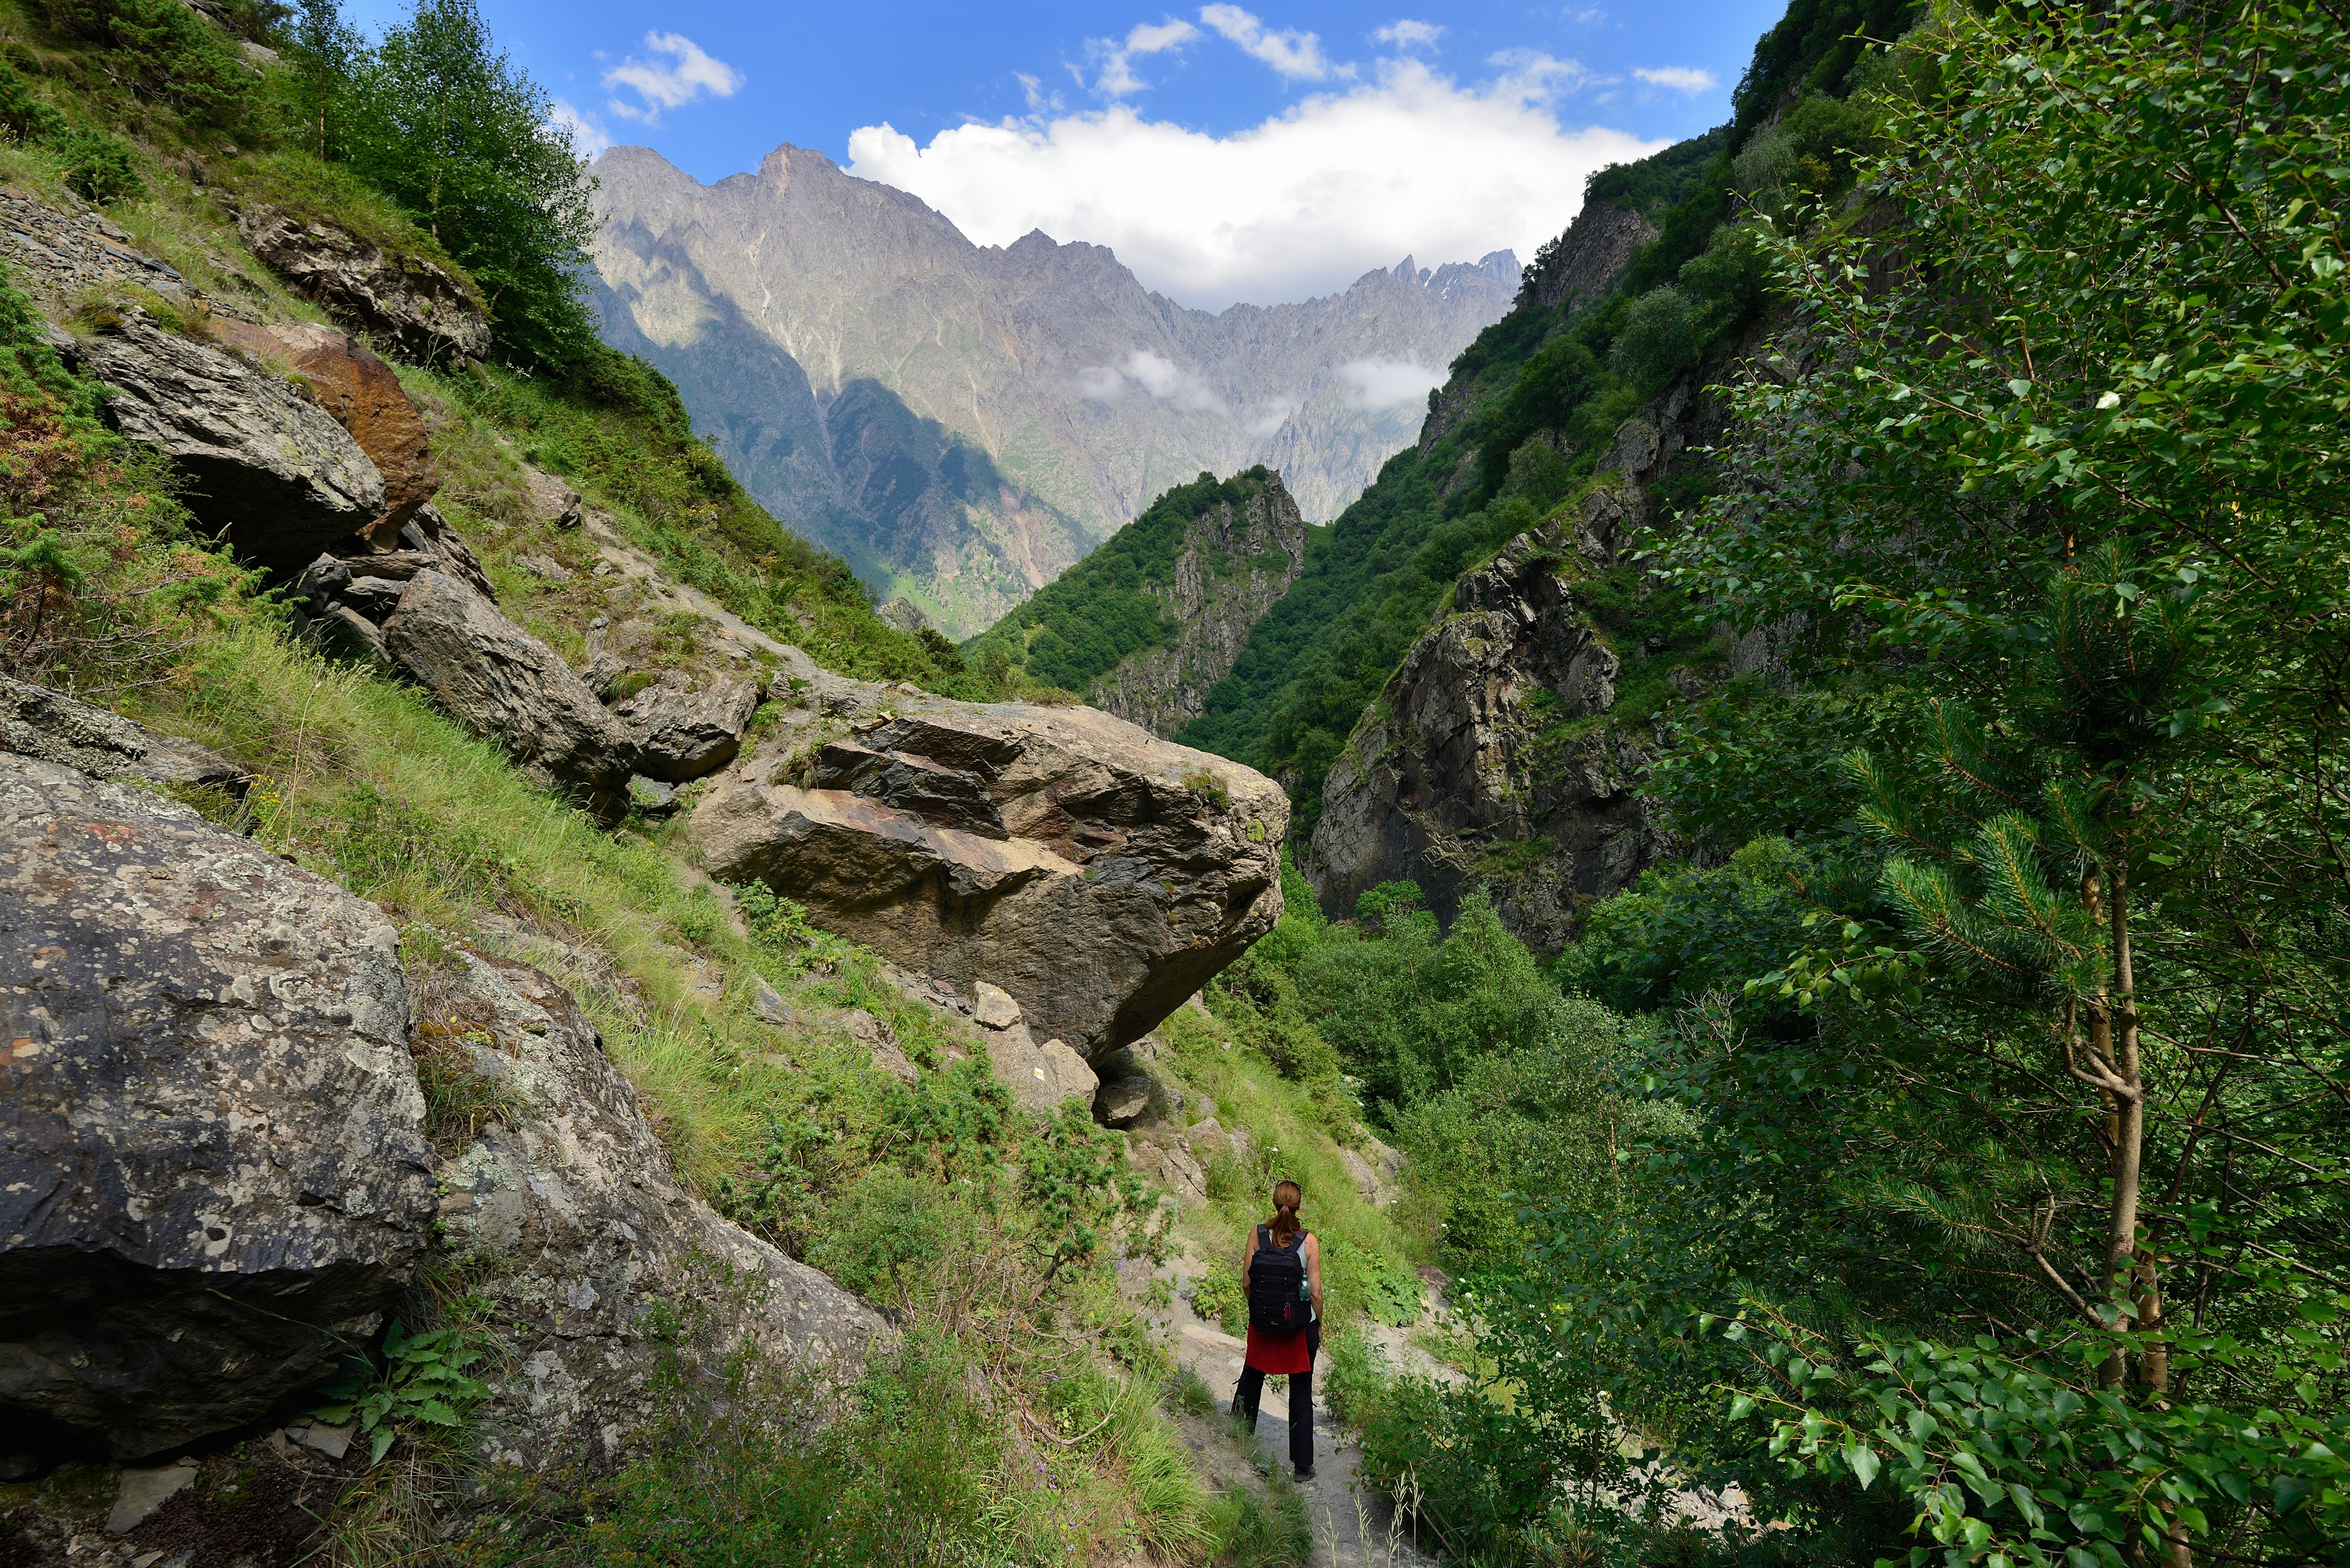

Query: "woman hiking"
left=1231, top=1179, right=1322, bottom=1480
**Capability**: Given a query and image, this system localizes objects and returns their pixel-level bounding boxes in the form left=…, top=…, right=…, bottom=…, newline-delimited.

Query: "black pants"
left=1234, top=1322, right=1318, bottom=1474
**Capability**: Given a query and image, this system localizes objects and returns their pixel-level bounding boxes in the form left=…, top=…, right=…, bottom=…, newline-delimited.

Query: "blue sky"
left=346, top=0, right=1789, bottom=308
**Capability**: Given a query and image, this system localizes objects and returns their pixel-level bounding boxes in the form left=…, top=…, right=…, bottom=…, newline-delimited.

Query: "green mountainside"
left=1171, top=0, right=1915, bottom=832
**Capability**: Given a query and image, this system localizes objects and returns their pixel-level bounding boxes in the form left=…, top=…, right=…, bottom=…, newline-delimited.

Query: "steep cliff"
left=1303, top=381, right=1742, bottom=951
left=589, top=144, right=1516, bottom=636
left=1087, top=476, right=1308, bottom=737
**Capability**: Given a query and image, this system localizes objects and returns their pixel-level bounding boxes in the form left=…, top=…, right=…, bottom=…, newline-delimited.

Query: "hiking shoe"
left=1294, top=1468, right=1316, bottom=1482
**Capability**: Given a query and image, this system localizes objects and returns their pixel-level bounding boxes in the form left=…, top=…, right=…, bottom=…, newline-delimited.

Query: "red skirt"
left=1245, top=1323, right=1311, bottom=1374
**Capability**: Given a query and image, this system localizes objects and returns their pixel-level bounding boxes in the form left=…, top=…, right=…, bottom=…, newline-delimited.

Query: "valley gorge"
left=588, top=143, right=1517, bottom=637
left=10, top=0, right=2338, bottom=1556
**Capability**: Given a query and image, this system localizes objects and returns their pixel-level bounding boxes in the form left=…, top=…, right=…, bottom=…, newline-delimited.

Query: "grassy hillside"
left=0, top=1, right=1341, bottom=1558
left=1174, top=2, right=1915, bottom=835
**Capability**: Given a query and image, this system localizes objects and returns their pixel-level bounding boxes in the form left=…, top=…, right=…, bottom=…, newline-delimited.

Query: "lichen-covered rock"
left=613, top=671, right=762, bottom=782
left=1085, top=472, right=1308, bottom=739
left=233, top=205, right=492, bottom=365
left=209, top=318, right=436, bottom=547
left=381, top=570, right=638, bottom=821
left=420, top=949, right=886, bottom=1471
left=694, top=685, right=1285, bottom=1061
left=1, top=678, right=244, bottom=794
left=78, top=311, right=386, bottom=568
left=0, top=756, right=435, bottom=1460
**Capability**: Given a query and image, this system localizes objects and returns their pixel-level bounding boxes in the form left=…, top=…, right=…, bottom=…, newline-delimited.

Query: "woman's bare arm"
left=1240, top=1225, right=1258, bottom=1285
left=1305, top=1234, right=1322, bottom=1317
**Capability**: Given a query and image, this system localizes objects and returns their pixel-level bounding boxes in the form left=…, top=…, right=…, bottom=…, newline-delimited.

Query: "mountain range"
left=587, top=144, right=1519, bottom=637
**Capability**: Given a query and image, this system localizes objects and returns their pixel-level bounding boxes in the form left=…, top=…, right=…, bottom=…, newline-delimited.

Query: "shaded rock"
left=233, top=205, right=492, bottom=365
left=613, top=671, right=761, bottom=782
left=422, top=949, right=886, bottom=1471
left=578, top=651, right=629, bottom=702
left=811, top=739, right=1005, bottom=838
left=381, top=570, right=637, bottom=821
left=695, top=685, right=1286, bottom=1061
left=750, top=975, right=795, bottom=1026
left=1096, top=1075, right=1154, bottom=1127
left=79, top=310, right=384, bottom=568
left=1, top=678, right=243, bottom=794
left=518, top=551, right=574, bottom=583
left=107, top=1460, right=198, bottom=1534
left=340, top=575, right=407, bottom=621
left=400, top=504, right=498, bottom=602
left=0, top=756, right=435, bottom=1460
left=297, top=600, right=394, bottom=671
left=209, top=318, right=435, bottom=546
left=625, top=774, right=683, bottom=815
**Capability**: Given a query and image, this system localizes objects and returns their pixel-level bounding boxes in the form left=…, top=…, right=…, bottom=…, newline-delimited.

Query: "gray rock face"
left=1305, top=529, right=1655, bottom=953
left=78, top=311, right=387, bottom=568
left=0, top=756, right=435, bottom=1460
left=422, top=949, right=886, bottom=1471
left=382, top=571, right=638, bottom=820
left=1, top=678, right=244, bottom=793
left=1087, top=473, right=1310, bottom=738
left=693, top=682, right=1286, bottom=1061
left=234, top=205, right=493, bottom=365
left=613, top=671, right=763, bottom=782
left=1307, top=385, right=1720, bottom=952
left=590, top=144, right=1518, bottom=637
left=1520, top=201, right=1662, bottom=313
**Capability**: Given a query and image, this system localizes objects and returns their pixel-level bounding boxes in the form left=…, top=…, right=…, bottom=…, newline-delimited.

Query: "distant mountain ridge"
left=588, top=144, right=1518, bottom=637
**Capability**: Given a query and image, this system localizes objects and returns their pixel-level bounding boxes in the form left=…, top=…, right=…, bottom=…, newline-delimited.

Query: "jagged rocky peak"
left=1089, top=470, right=1309, bottom=739
left=588, top=141, right=1516, bottom=636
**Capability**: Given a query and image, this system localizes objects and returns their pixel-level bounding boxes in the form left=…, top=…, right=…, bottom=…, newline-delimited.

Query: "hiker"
left=1232, top=1178, right=1322, bottom=1480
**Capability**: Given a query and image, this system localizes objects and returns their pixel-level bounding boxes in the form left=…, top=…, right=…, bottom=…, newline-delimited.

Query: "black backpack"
left=1247, top=1226, right=1310, bottom=1334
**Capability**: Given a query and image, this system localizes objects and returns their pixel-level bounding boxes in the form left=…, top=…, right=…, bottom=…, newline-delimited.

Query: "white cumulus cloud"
left=846, top=58, right=1662, bottom=309
left=1633, top=65, right=1718, bottom=94
left=1089, top=20, right=1200, bottom=97
left=549, top=97, right=611, bottom=158
left=1200, top=4, right=1335, bottom=81
left=603, top=32, right=745, bottom=125
left=1373, top=20, right=1443, bottom=50
left=1337, top=356, right=1445, bottom=412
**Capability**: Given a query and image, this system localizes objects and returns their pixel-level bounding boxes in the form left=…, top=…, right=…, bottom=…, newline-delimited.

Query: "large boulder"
left=381, top=570, right=637, bottom=820
left=0, top=756, right=436, bottom=1460
left=233, top=205, right=493, bottom=366
left=420, top=947, right=886, bottom=1471
left=76, top=310, right=386, bottom=569
left=210, top=318, right=437, bottom=547
left=1, top=678, right=244, bottom=794
left=614, top=671, right=763, bottom=782
left=693, top=683, right=1286, bottom=1061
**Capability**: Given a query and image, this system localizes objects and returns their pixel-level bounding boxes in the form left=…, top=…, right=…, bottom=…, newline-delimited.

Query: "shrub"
left=1191, top=1259, right=1247, bottom=1336
left=52, top=124, right=141, bottom=204
left=1605, top=286, right=1698, bottom=389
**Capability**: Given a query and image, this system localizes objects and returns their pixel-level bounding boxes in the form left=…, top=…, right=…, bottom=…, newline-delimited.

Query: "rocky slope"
left=1299, top=228, right=1770, bottom=951
left=588, top=144, right=1517, bottom=636
left=1084, top=474, right=1309, bottom=737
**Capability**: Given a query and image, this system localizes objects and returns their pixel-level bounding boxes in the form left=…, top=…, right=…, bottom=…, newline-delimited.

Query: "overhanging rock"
left=693, top=682, right=1286, bottom=1062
